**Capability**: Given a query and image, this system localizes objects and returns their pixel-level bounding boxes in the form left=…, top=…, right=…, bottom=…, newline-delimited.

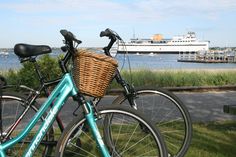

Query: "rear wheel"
left=56, top=105, right=168, bottom=157
left=113, top=88, right=192, bottom=157
left=0, top=92, right=55, bottom=157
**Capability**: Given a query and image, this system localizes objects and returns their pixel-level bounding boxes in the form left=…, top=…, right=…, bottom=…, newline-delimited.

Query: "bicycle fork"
left=81, top=101, right=111, bottom=157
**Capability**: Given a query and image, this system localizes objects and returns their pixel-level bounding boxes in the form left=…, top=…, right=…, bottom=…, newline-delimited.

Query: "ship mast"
left=132, top=28, right=136, bottom=39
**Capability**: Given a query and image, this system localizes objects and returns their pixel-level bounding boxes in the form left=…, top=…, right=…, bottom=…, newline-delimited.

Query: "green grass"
left=5, top=120, right=236, bottom=157
left=52, top=121, right=236, bottom=157
left=56, top=120, right=236, bottom=157
left=110, top=69, right=236, bottom=88
left=2, top=60, right=236, bottom=88
left=186, top=121, right=236, bottom=157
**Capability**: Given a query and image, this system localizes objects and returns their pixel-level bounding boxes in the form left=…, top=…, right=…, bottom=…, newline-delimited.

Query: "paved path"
left=36, top=91, right=236, bottom=124
left=175, top=91, right=236, bottom=122
left=2, top=90, right=236, bottom=129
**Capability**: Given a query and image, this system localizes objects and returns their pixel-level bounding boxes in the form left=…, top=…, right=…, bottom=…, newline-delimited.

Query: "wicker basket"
left=73, top=49, right=118, bottom=97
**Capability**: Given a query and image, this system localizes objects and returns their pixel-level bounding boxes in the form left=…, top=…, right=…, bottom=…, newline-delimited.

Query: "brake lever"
left=75, top=39, right=82, bottom=44
left=61, top=46, right=68, bottom=52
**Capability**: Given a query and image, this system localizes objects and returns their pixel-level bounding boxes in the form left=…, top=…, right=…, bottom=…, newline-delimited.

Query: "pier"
left=178, top=50, right=236, bottom=63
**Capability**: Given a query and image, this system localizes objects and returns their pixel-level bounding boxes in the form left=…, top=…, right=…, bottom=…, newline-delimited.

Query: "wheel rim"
left=115, top=90, right=192, bottom=157
left=59, top=109, right=165, bottom=157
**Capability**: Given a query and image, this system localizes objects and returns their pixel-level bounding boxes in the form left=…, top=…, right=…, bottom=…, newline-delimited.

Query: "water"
left=0, top=50, right=62, bottom=71
left=116, top=53, right=236, bottom=70
left=1, top=50, right=236, bottom=71
left=0, top=52, right=21, bottom=71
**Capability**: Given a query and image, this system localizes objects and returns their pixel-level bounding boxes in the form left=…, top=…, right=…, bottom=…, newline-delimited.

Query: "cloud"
left=1, top=0, right=235, bottom=22
left=1, top=0, right=236, bottom=30
left=0, top=0, right=235, bottom=47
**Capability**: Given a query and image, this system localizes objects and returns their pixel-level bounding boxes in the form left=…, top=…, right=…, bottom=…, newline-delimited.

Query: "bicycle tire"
left=55, top=105, right=168, bottom=157
left=112, top=88, right=192, bottom=157
left=0, top=91, right=55, bottom=157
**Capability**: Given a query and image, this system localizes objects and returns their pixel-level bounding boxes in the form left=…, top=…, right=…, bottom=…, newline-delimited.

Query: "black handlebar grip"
left=60, top=29, right=73, bottom=40
left=60, top=29, right=68, bottom=37
left=60, top=29, right=82, bottom=44
left=100, top=30, right=110, bottom=37
left=100, top=28, right=121, bottom=40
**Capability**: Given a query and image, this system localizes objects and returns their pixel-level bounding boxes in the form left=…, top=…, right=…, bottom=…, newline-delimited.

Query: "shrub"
left=6, top=54, right=63, bottom=89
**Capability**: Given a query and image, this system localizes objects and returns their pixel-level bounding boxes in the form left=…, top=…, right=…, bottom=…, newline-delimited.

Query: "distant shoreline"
left=0, top=47, right=236, bottom=50
left=2, top=68, right=236, bottom=73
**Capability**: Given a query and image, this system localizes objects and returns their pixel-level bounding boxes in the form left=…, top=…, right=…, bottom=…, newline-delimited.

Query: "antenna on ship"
left=132, top=28, right=136, bottom=39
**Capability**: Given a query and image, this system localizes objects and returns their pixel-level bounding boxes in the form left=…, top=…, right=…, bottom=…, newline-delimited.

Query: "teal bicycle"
left=0, top=30, right=167, bottom=157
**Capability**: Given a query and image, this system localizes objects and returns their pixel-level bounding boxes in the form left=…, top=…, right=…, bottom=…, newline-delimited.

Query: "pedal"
left=223, top=105, right=236, bottom=115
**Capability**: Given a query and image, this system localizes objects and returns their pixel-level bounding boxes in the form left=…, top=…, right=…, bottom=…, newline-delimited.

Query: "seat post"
left=30, top=58, right=46, bottom=87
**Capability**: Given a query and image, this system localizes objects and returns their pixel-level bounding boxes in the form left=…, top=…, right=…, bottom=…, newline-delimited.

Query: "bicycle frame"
left=0, top=73, right=110, bottom=157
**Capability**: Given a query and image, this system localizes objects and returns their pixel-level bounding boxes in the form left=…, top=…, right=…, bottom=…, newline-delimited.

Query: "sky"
left=0, top=0, right=236, bottom=48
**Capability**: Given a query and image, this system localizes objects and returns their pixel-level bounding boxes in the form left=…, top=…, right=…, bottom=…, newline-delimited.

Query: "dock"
left=178, top=50, right=236, bottom=63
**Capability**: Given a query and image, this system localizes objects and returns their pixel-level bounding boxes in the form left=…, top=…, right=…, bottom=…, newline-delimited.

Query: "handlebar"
left=99, top=28, right=133, bottom=96
left=59, top=29, right=82, bottom=73
left=59, top=28, right=133, bottom=97
left=59, top=28, right=120, bottom=72
left=100, top=28, right=122, bottom=56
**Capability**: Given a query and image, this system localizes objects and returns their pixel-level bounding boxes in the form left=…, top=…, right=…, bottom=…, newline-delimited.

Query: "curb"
left=165, top=85, right=236, bottom=92
left=107, top=85, right=236, bottom=95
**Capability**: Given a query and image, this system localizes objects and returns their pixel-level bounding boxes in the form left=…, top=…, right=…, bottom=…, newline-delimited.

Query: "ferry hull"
left=117, top=43, right=209, bottom=54
left=117, top=51, right=184, bottom=54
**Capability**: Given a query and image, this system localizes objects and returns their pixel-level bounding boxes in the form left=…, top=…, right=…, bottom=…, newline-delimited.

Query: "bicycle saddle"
left=14, top=43, right=52, bottom=58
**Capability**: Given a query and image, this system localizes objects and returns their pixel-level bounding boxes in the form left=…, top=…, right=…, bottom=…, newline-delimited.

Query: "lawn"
left=186, top=121, right=236, bottom=157
left=4, top=120, right=236, bottom=156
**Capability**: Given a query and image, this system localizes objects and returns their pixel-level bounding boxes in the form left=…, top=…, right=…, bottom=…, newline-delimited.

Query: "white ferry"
left=117, top=32, right=209, bottom=54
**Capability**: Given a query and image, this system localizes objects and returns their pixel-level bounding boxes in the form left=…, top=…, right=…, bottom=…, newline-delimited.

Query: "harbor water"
left=1, top=50, right=236, bottom=71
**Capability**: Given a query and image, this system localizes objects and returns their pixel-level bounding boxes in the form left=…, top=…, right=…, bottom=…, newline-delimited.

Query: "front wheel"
left=113, top=88, right=192, bottom=157
left=55, top=105, right=168, bottom=157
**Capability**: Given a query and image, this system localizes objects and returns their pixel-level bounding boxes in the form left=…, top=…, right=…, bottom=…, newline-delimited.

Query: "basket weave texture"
left=73, top=49, right=118, bottom=97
